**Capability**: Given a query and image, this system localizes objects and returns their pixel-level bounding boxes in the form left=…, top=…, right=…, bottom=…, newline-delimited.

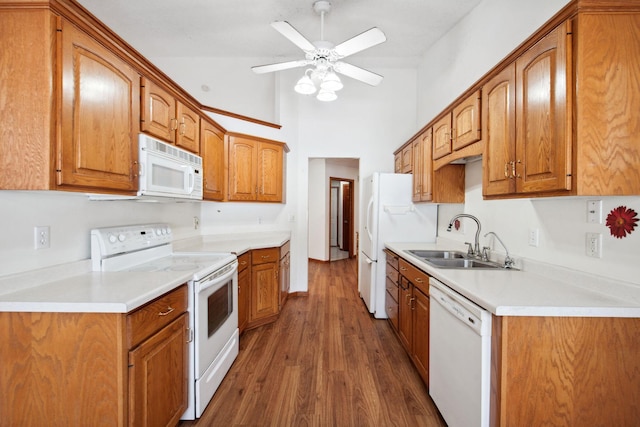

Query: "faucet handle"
left=481, top=246, right=490, bottom=261
left=464, top=242, right=474, bottom=255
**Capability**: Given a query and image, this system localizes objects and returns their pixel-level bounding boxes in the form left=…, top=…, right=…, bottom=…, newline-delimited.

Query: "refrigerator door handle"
left=366, top=196, right=374, bottom=243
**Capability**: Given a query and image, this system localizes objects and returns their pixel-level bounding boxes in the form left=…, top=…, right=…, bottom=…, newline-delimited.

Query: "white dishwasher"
left=429, top=278, right=492, bottom=427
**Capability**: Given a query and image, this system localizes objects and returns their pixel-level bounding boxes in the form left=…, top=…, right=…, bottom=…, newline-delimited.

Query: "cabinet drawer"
left=398, top=259, right=430, bottom=295
left=127, top=284, right=188, bottom=349
left=386, top=290, right=398, bottom=331
left=252, top=247, right=278, bottom=265
left=386, top=266, right=399, bottom=284
left=280, top=240, right=290, bottom=259
left=237, top=252, right=251, bottom=272
left=384, top=249, right=399, bottom=270
left=385, top=277, right=399, bottom=302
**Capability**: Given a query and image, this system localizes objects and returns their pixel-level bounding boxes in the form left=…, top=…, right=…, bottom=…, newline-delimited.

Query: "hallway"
left=181, top=258, right=445, bottom=426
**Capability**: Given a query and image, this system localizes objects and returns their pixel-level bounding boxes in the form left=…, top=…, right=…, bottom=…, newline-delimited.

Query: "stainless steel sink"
left=422, top=258, right=503, bottom=269
left=407, top=249, right=466, bottom=259
left=404, top=249, right=515, bottom=270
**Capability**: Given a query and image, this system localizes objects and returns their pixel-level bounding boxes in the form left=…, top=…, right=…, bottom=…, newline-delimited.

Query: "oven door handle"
left=196, top=261, right=238, bottom=293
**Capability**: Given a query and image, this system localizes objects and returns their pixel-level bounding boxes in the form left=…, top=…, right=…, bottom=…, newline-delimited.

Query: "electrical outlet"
left=193, top=216, right=200, bottom=230
left=528, top=228, right=539, bottom=247
left=586, top=232, right=602, bottom=258
left=34, top=226, right=50, bottom=249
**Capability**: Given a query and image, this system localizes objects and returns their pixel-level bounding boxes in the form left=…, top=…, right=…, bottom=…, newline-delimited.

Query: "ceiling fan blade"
left=333, top=62, right=384, bottom=86
left=252, top=60, right=310, bottom=74
left=334, top=28, right=386, bottom=58
left=271, top=21, right=316, bottom=52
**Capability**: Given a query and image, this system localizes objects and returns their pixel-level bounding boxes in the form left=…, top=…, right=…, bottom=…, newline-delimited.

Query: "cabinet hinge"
left=186, top=327, right=194, bottom=343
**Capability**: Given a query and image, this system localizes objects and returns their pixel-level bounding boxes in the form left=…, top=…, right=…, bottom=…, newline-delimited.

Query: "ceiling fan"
left=251, top=0, right=387, bottom=101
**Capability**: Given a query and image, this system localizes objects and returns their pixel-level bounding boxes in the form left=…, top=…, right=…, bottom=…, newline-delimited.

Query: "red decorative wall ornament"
left=605, top=206, right=638, bottom=239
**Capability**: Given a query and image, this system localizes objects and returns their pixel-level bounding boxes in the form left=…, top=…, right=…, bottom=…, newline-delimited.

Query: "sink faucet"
left=447, top=214, right=481, bottom=257
left=484, top=231, right=515, bottom=269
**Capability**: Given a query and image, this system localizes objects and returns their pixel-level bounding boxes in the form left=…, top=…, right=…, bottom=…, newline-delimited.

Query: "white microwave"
left=138, top=133, right=203, bottom=200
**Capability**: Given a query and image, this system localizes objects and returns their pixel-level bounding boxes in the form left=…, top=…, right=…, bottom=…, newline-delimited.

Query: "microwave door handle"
left=188, top=167, right=195, bottom=193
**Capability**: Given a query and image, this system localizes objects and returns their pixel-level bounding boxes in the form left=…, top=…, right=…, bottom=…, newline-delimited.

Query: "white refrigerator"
left=359, top=173, right=438, bottom=318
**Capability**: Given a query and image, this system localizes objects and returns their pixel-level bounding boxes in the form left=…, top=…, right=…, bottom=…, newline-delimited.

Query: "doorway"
left=329, top=177, right=354, bottom=261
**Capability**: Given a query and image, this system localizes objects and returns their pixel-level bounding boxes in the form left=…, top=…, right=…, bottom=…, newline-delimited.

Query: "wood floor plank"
left=180, top=258, right=446, bottom=426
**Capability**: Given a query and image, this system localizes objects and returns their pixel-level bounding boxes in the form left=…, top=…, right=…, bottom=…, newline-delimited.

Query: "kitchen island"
left=386, top=241, right=640, bottom=426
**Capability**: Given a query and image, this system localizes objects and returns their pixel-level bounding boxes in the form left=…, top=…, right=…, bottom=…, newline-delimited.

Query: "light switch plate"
left=587, top=200, right=603, bottom=224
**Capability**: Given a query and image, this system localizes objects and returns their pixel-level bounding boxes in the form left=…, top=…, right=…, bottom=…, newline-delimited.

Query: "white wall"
left=419, top=0, right=640, bottom=285
left=307, top=159, right=360, bottom=261
left=0, top=191, right=200, bottom=276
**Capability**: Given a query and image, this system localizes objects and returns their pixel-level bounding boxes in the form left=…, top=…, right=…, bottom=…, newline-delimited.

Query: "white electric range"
left=91, top=223, right=239, bottom=420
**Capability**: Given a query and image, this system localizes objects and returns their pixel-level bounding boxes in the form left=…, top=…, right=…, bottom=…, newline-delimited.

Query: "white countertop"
left=0, top=231, right=290, bottom=313
left=173, top=231, right=291, bottom=255
left=385, top=242, right=640, bottom=318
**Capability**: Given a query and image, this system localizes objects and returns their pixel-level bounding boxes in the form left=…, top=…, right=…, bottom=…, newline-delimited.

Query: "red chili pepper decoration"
left=605, top=206, right=638, bottom=239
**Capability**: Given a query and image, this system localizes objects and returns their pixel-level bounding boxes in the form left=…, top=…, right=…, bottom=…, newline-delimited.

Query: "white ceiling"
left=76, top=0, right=482, bottom=67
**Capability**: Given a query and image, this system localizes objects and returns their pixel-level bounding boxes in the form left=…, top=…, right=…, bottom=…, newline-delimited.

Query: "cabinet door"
left=453, top=90, right=481, bottom=151
left=279, top=251, right=290, bottom=308
left=401, top=144, right=412, bottom=173
left=176, top=102, right=200, bottom=153
left=59, top=21, right=139, bottom=192
left=411, top=137, right=422, bottom=202
left=129, top=313, right=188, bottom=427
left=412, top=287, right=429, bottom=385
left=228, top=136, right=257, bottom=201
left=483, top=64, right=517, bottom=196
left=141, top=78, right=176, bottom=143
left=251, top=262, right=279, bottom=321
left=515, top=22, right=571, bottom=194
left=257, top=141, right=284, bottom=202
left=394, top=153, right=402, bottom=173
left=201, top=120, right=226, bottom=201
left=397, top=277, right=412, bottom=352
left=237, top=261, right=250, bottom=334
left=432, top=114, right=452, bottom=160
left=417, top=129, right=433, bottom=202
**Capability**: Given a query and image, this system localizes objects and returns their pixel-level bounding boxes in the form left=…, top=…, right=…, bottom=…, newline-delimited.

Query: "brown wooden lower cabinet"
left=237, top=252, right=251, bottom=334
left=0, top=284, right=189, bottom=426
left=242, top=242, right=290, bottom=332
left=491, top=315, right=640, bottom=427
left=390, top=256, right=431, bottom=387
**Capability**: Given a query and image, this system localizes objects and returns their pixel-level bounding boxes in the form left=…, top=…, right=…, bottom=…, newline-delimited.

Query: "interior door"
left=342, top=182, right=351, bottom=254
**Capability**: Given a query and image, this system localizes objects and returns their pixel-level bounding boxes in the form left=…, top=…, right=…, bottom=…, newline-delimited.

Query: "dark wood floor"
left=180, top=257, right=446, bottom=426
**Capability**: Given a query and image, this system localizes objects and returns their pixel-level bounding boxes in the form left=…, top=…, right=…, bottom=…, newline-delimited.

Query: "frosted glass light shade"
left=317, top=88, right=337, bottom=102
left=294, top=74, right=316, bottom=95
left=320, top=71, right=343, bottom=91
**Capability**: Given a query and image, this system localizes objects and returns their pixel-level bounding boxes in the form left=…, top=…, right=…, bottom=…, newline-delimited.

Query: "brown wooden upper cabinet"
left=432, top=115, right=453, bottom=160
left=201, top=118, right=226, bottom=201
left=0, top=10, right=140, bottom=194
left=141, top=78, right=200, bottom=154
left=394, top=152, right=403, bottom=173
left=401, top=144, right=413, bottom=173
left=58, top=20, right=140, bottom=193
left=412, top=129, right=432, bottom=202
left=228, top=133, right=287, bottom=202
left=483, top=22, right=571, bottom=197
left=433, top=90, right=482, bottom=160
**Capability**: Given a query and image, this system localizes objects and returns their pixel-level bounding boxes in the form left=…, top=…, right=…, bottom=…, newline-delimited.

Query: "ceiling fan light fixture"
left=317, top=88, right=337, bottom=102
left=320, top=70, right=343, bottom=91
left=294, top=70, right=317, bottom=95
